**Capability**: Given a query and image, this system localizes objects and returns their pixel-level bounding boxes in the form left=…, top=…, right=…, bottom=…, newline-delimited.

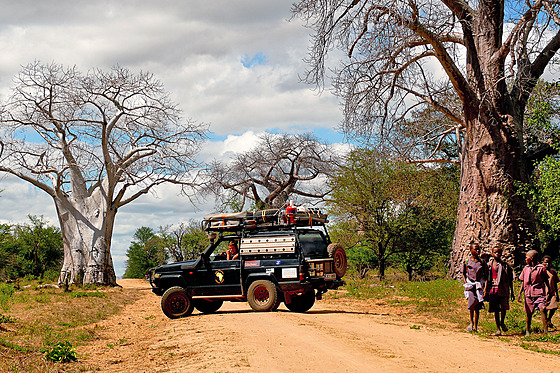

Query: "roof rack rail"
left=202, top=207, right=327, bottom=233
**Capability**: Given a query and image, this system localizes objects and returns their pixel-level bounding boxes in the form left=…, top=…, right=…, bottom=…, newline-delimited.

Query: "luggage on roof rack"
left=202, top=206, right=328, bottom=232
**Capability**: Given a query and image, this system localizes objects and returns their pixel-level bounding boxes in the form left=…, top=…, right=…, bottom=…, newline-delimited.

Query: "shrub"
left=44, top=341, right=78, bottom=363
left=0, top=283, right=14, bottom=312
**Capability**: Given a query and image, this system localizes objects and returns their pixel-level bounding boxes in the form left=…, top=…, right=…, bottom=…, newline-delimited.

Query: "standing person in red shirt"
left=484, top=245, right=515, bottom=336
left=542, top=255, right=559, bottom=330
left=462, top=243, right=486, bottom=333
left=518, top=250, right=549, bottom=336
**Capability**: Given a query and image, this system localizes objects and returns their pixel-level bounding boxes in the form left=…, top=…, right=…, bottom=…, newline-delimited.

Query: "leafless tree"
left=206, top=133, right=341, bottom=210
left=0, top=62, right=207, bottom=285
left=293, top=0, right=560, bottom=276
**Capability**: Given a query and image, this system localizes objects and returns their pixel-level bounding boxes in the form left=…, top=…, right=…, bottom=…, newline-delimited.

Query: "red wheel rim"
left=253, top=285, right=270, bottom=305
left=168, top=293, right=188, bottom=313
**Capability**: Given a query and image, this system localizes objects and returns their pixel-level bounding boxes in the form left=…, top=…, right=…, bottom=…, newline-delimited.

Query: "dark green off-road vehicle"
left=148, top=208, right=347, bottom=319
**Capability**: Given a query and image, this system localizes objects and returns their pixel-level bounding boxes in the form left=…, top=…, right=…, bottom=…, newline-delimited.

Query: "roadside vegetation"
left=0, top=279, right=141, bottom=372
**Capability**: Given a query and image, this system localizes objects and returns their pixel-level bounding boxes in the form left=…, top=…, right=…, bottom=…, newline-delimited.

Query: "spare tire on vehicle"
left=327, top=243, right=347, bottom=278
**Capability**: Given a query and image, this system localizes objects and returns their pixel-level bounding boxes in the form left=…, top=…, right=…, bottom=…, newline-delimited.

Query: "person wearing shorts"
left=484, top=245, right=514, bottom=336
left=462, top=243, right=486, bottom=332
left=518, top=250, right=549, bottom=336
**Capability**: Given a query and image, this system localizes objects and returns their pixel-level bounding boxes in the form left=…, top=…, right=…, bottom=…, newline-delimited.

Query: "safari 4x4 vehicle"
left=148, top=206, right=347, bottom=319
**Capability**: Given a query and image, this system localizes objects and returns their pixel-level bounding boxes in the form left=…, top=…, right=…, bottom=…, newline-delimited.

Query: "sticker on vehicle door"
left=244, top=260, right=261, bottom=268
left=282, top=267, right=298, bottom=279
left=214, top=270, right=225, bottom=284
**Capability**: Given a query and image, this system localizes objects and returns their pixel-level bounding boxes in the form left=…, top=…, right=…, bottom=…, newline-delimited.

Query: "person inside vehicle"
left=227, top=240, right=239, bottom=260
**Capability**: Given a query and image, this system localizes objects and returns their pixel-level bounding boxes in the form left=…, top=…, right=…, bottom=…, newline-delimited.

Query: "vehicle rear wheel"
left=247, top=280, right=280, bottom=312
left=328, top=243, right=347, bottom=278
left=194, top=299, right=223, bottom=314
left=285, top=289, right=315, bottom=313
left=161, top=286, right=194, bottom=319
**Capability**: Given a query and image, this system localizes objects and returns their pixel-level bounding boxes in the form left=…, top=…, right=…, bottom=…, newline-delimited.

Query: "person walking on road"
left=462, top=243, right=486, bottom=333
left=542, top=255, right=559, bottom=330
left=518, top=250, right=549, bottom=336
left=484, top=245, right=515, bottom=336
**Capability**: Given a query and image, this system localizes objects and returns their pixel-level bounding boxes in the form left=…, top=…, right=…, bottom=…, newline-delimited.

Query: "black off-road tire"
left=285, top=289, right=315, bottom=313
left=194, top=299, right=223, bottom=314
left=247, top=280, right=280, bottom=312
left=161, top=286, right=194, bottom=319
left=327, top=243, right=348, bottom=278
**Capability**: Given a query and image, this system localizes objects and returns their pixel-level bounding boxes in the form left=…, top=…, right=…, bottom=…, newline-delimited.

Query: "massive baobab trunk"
left=448, top=110, right=536, bottom=277
left=55, top=190, right=117, bottom=285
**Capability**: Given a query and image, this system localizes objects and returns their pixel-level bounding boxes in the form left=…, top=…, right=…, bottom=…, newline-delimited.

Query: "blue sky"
left=0, top=0, right=345, bottom=277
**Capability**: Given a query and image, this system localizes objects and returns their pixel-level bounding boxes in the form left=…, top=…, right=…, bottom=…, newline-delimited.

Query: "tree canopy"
left=124, top=227, right=169, bottom=279
left=0, top=62, right=207, bottom=285
left=0, top=216, right=63, bottom=281
left=327, top=148, right=459, bottom=278
left=206, top=132, right=340, bottom=210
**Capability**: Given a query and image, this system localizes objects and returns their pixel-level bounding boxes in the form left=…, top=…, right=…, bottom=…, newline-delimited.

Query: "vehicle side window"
left=298, top=231, right=327, bottom=258
left=209, top=241, right=229, bottom=261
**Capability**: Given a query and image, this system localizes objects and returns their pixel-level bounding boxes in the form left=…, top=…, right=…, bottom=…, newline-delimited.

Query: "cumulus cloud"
left=0, top=0, right=346, bottom=277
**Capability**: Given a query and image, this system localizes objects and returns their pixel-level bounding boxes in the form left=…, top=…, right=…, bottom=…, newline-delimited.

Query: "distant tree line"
left=0, top=216, right=63, bottom=282
left=123, top=221, right=209, bottom=279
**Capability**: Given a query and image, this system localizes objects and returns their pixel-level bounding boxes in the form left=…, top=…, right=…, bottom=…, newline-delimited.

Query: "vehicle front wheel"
left=194, top=299, right=223, bottom=314
left=285, top=290, right=315, bottom=313
left=161, top=286, right=194, bottom=319
left=247, top=280, right=280, bottom=312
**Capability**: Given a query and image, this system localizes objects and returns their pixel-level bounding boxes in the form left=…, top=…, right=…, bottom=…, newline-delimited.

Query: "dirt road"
left=78, top=279, right=558, bottom=372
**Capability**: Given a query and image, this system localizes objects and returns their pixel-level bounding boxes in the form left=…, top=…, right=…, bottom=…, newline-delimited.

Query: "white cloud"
left=0, top=1, right=345, bottom=278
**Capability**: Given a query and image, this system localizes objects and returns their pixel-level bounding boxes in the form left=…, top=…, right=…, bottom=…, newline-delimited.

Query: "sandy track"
left=77, top=279, right=558, bottom=372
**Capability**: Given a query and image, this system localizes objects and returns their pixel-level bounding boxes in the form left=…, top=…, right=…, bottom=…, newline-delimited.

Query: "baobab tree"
left=206, top=133, right=340, bottom=210
left=0, top=62, right=207, bottom=285
left=293, top=0, right=560, bottom=276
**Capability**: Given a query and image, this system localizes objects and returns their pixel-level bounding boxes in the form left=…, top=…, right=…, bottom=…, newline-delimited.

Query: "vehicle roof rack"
left=202, top=207, right=328, bottom=233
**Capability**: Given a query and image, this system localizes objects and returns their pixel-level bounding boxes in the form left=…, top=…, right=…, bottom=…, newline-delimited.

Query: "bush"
left=44, top=341, right=78, bottom=363
left=0, top=283, right=14, bottom=312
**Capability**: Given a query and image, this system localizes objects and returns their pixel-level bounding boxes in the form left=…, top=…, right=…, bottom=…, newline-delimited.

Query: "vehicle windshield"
left=298, top=230, right=327, bottom=258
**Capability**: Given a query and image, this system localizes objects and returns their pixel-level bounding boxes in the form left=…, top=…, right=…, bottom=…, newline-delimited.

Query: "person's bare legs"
left=473, top=309, right=480, bottom=332
left=494, top=312, right=501, bottom=335
left=500, top=309, right=508, bottom=331
left=525, top=312, right=532, bottom=336
left=541, top=309, right=549, bottom=334
left=545, top=308, right=556, bottom=328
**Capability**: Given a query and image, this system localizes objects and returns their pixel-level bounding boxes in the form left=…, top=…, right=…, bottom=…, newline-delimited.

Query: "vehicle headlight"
left=153, top=273, right=161, bottom=279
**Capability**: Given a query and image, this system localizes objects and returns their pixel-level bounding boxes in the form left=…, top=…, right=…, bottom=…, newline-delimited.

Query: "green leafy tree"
left=517, top=80, right=560, bottom=259
left=0, top=216, right=63, bottom=280
left=393, top=207, right=455, bottom=280
left=520, top=156, right=560, bottom=257
left=124, top=227, right=169, bottom=279
left=0, top=224, right=14, bottom=280
left=328, top=148, right=458, bottom=278
left=160, top=221, right=209, bottom=262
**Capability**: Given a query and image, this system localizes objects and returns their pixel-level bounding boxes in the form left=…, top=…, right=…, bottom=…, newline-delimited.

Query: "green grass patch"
left=520, top=342, right=560, bottom=355
left=67, top=291, right=107, bottom=298
left=0, top=280, right=142, bottom=372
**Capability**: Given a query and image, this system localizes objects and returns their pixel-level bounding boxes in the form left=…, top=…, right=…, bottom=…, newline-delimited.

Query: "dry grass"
left=0, top=282, right=142, bottom=372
